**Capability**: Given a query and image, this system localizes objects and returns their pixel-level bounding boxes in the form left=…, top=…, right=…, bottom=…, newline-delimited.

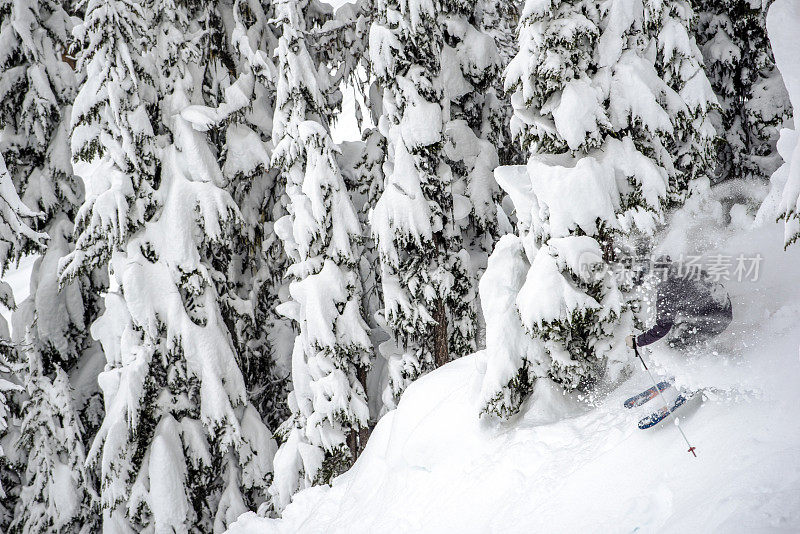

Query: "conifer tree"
left=0, top=139, right=40, bottom=534
left=0, top=326, right=20, bottom=529
left=223, top=0, right=292, bottom=432
left=184, top=0, right=293, bottom=433
left=0, top=0, right=54, bottom=267
left=340, top=132, right=385, bottom=418
left=0, top=0, right=106, bottom=530
left=9, top=347, right=97, bottom=533
left=267, top=0, right=372, bottom=512
left=62, top=1, right=277, bottom=530
left=439, top=0, right=504, bottom=364
left=696, top=0, right=791, bottom=183
left=63, top=0, right=158, bottom=273
left=479, top=0, right=716, bottom=418
left=367, top=0, right=502, bottom=411
left=442, top=0, right=503, bottom=255
left=476, top=0, right=524, bottom=166
left=369, top=0, right=446, bottom=408
left=759, top=0, right=800, bottom=248
left=329, top=0, right=389, bottom=418
left=9, top=227, right=104, bottom=533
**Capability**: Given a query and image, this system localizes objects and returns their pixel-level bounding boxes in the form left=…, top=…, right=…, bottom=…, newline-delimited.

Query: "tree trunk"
left=348, top=365, right=372, bottom=461
left=347, top=429, right=358, bottom=464
left=433, top=296, right=448, bottom=368
left=432, top=231, right=449, bottom=368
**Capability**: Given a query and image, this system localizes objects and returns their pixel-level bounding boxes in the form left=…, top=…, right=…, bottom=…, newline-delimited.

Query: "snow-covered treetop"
left=507, top=0, right=715, bottom=156
left=0, top=0, right=76, bottom=263
left=61, top=0, right=158, bottom=279
left=0, top=0, right=75, bottom=157
left=505, top=0, right=716, bottom=236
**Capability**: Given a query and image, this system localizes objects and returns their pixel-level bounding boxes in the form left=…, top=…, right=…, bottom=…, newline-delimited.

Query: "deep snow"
left=229, top=211, right=800, bottom=533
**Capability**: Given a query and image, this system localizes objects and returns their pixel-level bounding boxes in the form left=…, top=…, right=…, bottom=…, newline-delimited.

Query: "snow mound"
left=228, top=222, right=800, bottom=533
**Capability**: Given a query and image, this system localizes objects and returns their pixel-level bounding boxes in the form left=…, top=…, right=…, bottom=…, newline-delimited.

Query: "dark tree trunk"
left=347, top=429, right=358, bottom=463
left=348, top=365, right=372, bottom=461
left=356, top=365, right=371, bottom=455
left=433, top=296, right=448, bottom=368
left=432, top=231, right=449, bottom=368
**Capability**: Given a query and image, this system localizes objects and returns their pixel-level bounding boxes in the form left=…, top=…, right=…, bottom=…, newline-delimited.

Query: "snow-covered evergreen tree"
left=507, top=0, right=716, bottom=198
left=696, top=0, right=791, bottom=183
left=197, top=0, right=295, bottom=433
left=479, top=0, right=717, bottom=418
left=0, top=319, right=21, bottom=529
left=439, top=0, right=504, bottom=365
left=61, top=1, right=277, bottom=530
left=0, top=0, right=73, bottom=207
left=321, top=1, right=393, bottom=423
left=0, top=158, right=37, bottom=525
left=654, top=1, right=718, bottom=195
left=0, top=145, right=39, bottom=533
left=367, top=0, right=501, bottom=411
left=339, top=133, right=385, bottom=418
left=63, top=0, right=158, bottom=275
left=0, top=1, right=108, bottom=530
left=267, top=0, right=371, bottom=512
left=0, top=0, right=56, bottom=268
left=9, top=346, right=97, bottom=533
left=225, top=0, right=291, bottom=431
left=442, top=0, right=503, bottom=254
left=9, top=219, right=105, bottom=534
left=170, top=0, right=293, bottom=434
left=476, top=0, right=524, bottom=166
left=758, top=0, right=800, bottom=248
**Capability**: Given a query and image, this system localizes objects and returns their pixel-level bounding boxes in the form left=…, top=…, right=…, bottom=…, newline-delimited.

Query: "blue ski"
left=623, top=378, right=674, bottom=409
left=637, top=392, right=692, bottom=429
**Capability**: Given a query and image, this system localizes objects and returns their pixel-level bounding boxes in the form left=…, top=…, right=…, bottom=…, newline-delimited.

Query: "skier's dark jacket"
left=636, top=265, right=733, bottom=347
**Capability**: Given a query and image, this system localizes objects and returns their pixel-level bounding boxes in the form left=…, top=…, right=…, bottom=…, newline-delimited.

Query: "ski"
left=623, top=378, right=675, bottom=409
left=637, top=392, right=693, bottom=429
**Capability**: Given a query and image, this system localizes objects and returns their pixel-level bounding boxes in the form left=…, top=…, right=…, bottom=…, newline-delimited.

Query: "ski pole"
left=633, top=343, right=697, bottom=457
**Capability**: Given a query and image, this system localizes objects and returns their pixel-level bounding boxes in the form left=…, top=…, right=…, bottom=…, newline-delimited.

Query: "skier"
left=625, top=256, right=733, bottom=350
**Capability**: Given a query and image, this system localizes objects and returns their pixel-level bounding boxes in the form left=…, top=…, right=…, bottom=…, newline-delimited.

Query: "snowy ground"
left=229, top=214, right=800, bottom=533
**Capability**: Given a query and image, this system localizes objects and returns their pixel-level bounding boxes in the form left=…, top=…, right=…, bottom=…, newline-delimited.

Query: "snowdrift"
left=229, top=218, right=800, bottom=533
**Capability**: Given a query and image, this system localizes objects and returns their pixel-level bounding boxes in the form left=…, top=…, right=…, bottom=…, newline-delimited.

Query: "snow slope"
left=229, top=213, right=800, bottom=533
